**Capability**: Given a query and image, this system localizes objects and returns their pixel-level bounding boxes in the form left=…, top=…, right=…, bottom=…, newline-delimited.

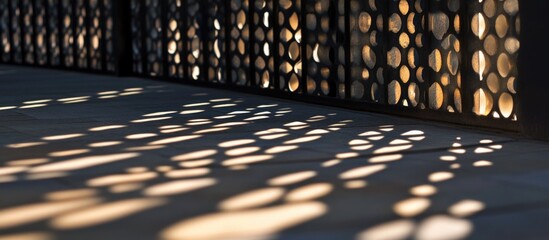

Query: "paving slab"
left=1, top=65, right=549, bottom=240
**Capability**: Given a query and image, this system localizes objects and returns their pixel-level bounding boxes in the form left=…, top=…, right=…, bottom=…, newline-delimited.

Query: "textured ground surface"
left=1, top=65, right=549, bottom=240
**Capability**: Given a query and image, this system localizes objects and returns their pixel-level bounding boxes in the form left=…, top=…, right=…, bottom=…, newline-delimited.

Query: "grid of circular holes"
left=104, top=0, right=115, bottom=71
left=472, top=0, right=519, bottom=120
left=22, top=0, right=35, bottom=64
left=0, top=1, right=9, bottom=62
left=166, top=1, right=184, bottom=78
left=306, top=0, right=335, bottom=96
left=278, top=0, right=302, bottom=92
left=253, top=0, right=274, bottom=89
left=130, top=0, right=143, bottom=73
left=427, top=0, right=462, bottom=112
left=207, top=0, right=226, bottom=83
left=76, top=0, right=88, bottom=68
left=350, top=0, right=384, bottom=102
left=388, top=0, right=424, bottom=107
left=88, top=0, right=102, bottom=70
left=187, top=0, right=202, bottom=80
left=145, top=0, right=162, bottom=76
left=230, top=0, right=250, bottom=86
left=34, top=0, right=48, bottom=65
left=61, top=0, right=74, bottom=66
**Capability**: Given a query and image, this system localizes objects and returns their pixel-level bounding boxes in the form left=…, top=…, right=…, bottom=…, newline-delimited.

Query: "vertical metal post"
left=84, top=0, right=92, bottom=69
left=57, top=0, right=64, bottom=68
left=160, top=0, right=168, bottom=77
left=518, top=0, right=549, bottom=139
left=31, top=0, right=38, bottom=65
left=343, top=0, right=351, bottom=99
left=7, top=0, right=14, bottom=63
left=272, top=0, right=280, bottom=90
left=44, top=0, right=51, bottom=66
left=248, top=0, right=255, bottom=87
left=112, top=0, right=133, bottom=76
left=139, top=0, right=147, bottom=75
left=460, top=0, right=474, bottom=122
left=300, top=0, right=308, bottom=95
left=19, top=0, right=26, bottom=64
left=224, top=0, right=232, bottom=84
left=99, top=0, right=107, bottom=71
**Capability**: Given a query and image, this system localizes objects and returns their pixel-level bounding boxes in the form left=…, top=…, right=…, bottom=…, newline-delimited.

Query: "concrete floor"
left=0, top=65, right=549, bottom=240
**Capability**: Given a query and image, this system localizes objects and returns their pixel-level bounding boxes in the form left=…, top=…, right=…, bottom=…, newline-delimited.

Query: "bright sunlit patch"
left=19, top=104, right=48, bottom=109
left=97, top=91, right=119, bottom=95
left=88, top=125, right=126, bottom=132
left=393, top=198, right=431, bottom=217
left=356, top=220, right=416, bottom=240
left=42, top=134, right=85, bottom=141
left=260, top=133, right=289, bottom=140
left=165, top=168, right=210, bottom=178
left=131, top=117, right=172, bottom=123
left=161, top=202, right=326, bottom=240
left=255, top=128, right=287, bottom=135
left=0, top=166, right=28, bottom=176
left=373, top=145, right=413, bottom=154
left=126, top=133, right=158, bottom=139
left=473, top=160, right=493, bottom=167
left=222, top=155, right=273, bottom=166
left=161, top=128, right=188, bottom=134
left=305, top=129, right=330, bottom=135
left=87, top=172, right=158, bottom=187
left=414, top=215, right=472, bottom=240
left=283, top=136, right=321, bottom=144
left=45, top=189, right=98, bottom=201
left=449, top=199, right=485, bottom=217
left=285, top=183, right=333, bottom=202
left=125, top=145, right=166, bottom=151
left=244, top=116, right=269, bottom=121
left=321, top=159, right=341, bottom=167
left=109, top=183, right=144, bottom=193
left=143, top=178, right=217, bottom=196
left=172, top=150, right=217, bottom=161
left=410, top=185, right=438, bottom=197
left=30, top=153, right=140, bottom=173
left=336, top=152, right=359, bottom=159
left=474, top=147, right=494, bottom=154
left=183, top=102, right=210, bottom=107
left=339, top=164, right=386, bottom=180
left=48, top=149, right=90, bottom=157
left=440, top=155, right=457, bottom=161
left=24, top=99, right=52, bottom=104
left=0, top=106, right=17, bottom=111
left=264, top=145, right=298, bottom=154
left=225, top=147, right=261, bottom=157
left=88, top=141, right=123, bottom=148
left=219, top=139, right=255, bottom=148
left=429, top=172, right=454, bottom=182
left=0, top=232, right=53, bottom=240
left=148, top=135, right=201, bottom=145
left=51, top=198, right=166, bottom=230
left=7, top=158, right=49, bottom=166
left=268, top=171, right=317, bottom=186
left=0, top=198, right=101, bottom=229
left=143, top=111, right=177, bottom=117
left=369, top=154, right=403, bottom=163
left=6, top=142, right=46, bottom=148
left=58, top=96, right=90, bottom=102
left=210, top=98, right=231, bottom=102
left=180, top=110, right=205, bottom=115
left=219, top=188, right=285, bottom=211
left=344, top=180, right=368, bottom=189
left=180, top=159, right=214, bottom=168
